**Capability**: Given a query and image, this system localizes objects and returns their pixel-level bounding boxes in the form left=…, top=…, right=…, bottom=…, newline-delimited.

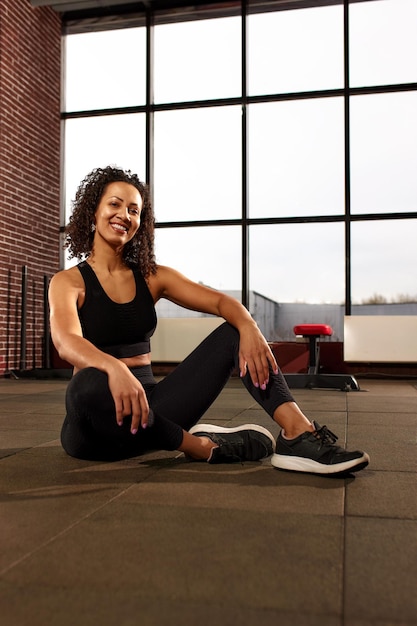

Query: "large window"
left=248, top=98, right=345, bottom=219
left=250, top=223, right=345, bottom=305
left=351, top=219, right=417, bottom=304
left=64, top=114, right=146, bottom=217
left=65, top=28, right=147, bottom=111
left=155, top=226, right=242, bottom=291
left=248, top=3, right=344, bottom=94
left=153, top=106, right=242, bottom=222
left=62, top=0, right=417, bottom=339
left=350, top=91, right=417, bottom=215
left=349, top=0, right=417, bottom=88
left=154, top=16, right=241, bottom=102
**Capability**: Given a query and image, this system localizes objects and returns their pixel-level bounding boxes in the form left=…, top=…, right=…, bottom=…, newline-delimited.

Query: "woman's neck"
left=88, top=247, right=127, bottom=274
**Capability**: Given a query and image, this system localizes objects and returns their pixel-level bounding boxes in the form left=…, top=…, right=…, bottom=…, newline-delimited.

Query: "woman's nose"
left=118, top=206, right=131, bottom=221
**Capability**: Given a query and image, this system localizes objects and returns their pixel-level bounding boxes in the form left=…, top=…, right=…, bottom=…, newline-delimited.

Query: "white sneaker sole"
left=271, top=452, right=370, bottom=475
left=189, top=423, right=276, bottom=452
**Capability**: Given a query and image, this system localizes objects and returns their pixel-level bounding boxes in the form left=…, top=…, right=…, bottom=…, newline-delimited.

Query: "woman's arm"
left=48, top=270, right=150, bottom=432
left=216, top=294, right=279, bottom=389
left=149, top=265, right=278, bottom=388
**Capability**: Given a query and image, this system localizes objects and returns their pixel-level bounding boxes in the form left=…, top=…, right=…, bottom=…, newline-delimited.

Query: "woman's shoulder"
left=145, top=265, right=182, bottom=300
left=147, top=264, right=196, bottom=293
left=147, top=264, right=182, bottom=285
left=50, top=265, right=84, bottom=290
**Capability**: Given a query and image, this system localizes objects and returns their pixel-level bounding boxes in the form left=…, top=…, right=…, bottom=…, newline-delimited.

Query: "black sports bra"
left=77, top=261, right=157, bottom=358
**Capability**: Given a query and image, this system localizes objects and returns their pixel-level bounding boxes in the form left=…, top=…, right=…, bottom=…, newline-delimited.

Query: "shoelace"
left=312, top=424, right=338, bottom=447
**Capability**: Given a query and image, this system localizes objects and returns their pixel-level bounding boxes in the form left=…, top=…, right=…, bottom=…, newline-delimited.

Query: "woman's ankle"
left=179, top=432, right=217, bottom=460
left=273, top=402, right=314, bottom=439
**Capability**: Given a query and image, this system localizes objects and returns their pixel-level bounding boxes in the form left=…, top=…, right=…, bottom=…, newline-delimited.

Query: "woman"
left=49, top=166, right=369, bottom=474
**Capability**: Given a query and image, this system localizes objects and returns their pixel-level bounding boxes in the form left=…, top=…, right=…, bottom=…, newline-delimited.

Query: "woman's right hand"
left=107, top=362, right=150, bottom=434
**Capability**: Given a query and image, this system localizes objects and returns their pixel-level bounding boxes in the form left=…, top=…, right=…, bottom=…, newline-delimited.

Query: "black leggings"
left=61, top=322, right=294, bottom=461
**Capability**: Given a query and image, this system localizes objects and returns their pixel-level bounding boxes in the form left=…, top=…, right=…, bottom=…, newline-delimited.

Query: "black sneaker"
left=189, top=424, right=275, bottom=464
left=271, top=420, right=370, bottom=475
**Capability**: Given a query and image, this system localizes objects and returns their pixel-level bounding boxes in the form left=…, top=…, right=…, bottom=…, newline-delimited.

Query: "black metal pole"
left=19, top=265, right=28, bottom=371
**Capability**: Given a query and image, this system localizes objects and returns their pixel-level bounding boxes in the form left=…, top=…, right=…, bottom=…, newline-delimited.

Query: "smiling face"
left=93, top=181, right=143, bottom=249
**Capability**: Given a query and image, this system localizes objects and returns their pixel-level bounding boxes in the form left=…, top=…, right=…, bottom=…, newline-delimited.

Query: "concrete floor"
left=0, top=376, right=416, bottom=626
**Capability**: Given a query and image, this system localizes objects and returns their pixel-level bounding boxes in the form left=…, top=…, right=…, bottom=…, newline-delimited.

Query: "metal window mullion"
left=344, top=0, right=352, bottom=316
left=146, top=9, right=154, bottom=193
left=241, top=0, right=249, bottom=309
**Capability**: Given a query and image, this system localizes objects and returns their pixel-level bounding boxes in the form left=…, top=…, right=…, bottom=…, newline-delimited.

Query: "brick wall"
left=0, top=0, right=61, bottom=376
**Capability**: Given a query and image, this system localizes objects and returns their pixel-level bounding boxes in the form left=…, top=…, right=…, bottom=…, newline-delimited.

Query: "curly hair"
left=65, top=166, right=157, bottom=277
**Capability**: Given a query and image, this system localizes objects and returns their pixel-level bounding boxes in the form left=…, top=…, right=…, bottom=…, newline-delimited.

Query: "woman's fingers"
left=241, top=345, right=279, bottom=389
left=127, top=391, right=150, bottom=434
left=248, top=353, right=270, bottom=389
left=114, top=396, right=124, bottom=427
left=109, top=369, right=149, bottom=434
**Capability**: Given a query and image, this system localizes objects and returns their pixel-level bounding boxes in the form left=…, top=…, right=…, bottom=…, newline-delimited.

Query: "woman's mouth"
left=110, top=222, right=128, bottom=234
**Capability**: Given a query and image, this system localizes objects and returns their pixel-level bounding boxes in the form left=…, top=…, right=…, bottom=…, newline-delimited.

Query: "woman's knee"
left=210, top=322, right=240, bottom=354
left=217, top=321, right=239, bottom=340
left=66, top=367, right=111, bottom=413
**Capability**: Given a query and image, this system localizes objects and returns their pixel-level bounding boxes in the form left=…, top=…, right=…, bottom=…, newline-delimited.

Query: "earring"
left=91, top=223, right=96, bottom=232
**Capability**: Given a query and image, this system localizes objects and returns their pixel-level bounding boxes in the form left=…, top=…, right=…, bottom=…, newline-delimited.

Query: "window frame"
left=61, top=0, right=417, bottom=313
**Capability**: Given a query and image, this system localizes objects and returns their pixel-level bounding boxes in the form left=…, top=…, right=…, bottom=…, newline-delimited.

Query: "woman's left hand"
left=238, top=323, right=278, bottom=390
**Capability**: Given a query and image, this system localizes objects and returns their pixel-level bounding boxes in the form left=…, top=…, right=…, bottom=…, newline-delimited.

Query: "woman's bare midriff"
left=120, top=353, right=152, bottom=368
left=72, top=353, right=151, bottom=376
